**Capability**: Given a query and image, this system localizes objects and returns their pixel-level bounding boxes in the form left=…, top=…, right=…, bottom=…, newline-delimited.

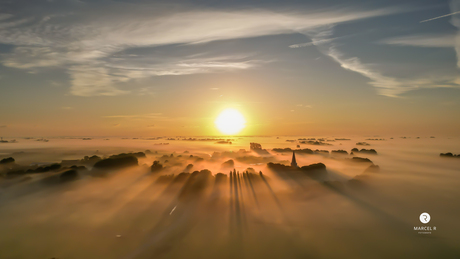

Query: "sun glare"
left=215, top=108, right=246, bottom=135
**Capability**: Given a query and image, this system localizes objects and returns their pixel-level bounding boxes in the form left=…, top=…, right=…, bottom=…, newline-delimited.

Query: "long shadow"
left=0, top=170, right=84, bottom=205
left=122, top=170, right=214, bottom=259
left=229, top=170, right=235, bottom=235
left=319, top=177, right=460, bottom=255
left=123, top=173, right=192, bottom=229
left=276, top=167, right=459, bottom=254
left=99, top=174, right=175, bottom=225
left=279, top=167, right=415, bottom=230
left=227, top=170, right=245, bottom=259
left=243, top=171, right=260, bottom=209
left=270, top=168, right=312, bottom=192
left=209, top=173, right=227, bottom=208
left=259, top=172, right=283, bottom=210
left=270, top=166, right=459, bottom=254
left=228, top=169, right=252, bottom=242
left=259, top=172, right=292, bottom=226
left=61, top=168, right=157, bottom=218
left=272, top=167, right=397, bottom=221
left=89, top=168, right=157, bottom=206
left=233, top=171, right=242, bottom=237
left=326, top=168, right=353, bottom=182
left=322, top=178, right=416, bottom=228
left=237, top=172, right=248, bottom=230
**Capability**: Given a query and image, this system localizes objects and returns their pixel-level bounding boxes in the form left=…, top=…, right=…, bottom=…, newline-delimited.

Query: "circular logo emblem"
left=420, top=212, right=430, bottom=224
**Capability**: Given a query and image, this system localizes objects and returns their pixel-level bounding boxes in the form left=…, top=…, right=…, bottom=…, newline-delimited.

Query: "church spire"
left=291, top=150, right=298, bottom=168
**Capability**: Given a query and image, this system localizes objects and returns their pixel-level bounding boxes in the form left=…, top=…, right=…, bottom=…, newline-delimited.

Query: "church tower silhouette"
left=291, top=151, right=298, bottom=168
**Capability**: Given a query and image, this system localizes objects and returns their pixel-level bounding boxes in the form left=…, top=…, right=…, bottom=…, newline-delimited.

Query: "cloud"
left=303, top=26, right=460, bottom=97
left=376, top=0, right=460, bottom=90
left=67, top=54, right=263, bottom=96
left=420, top=10, right=460, bottom=23
left=378, top=34, right=455, bottom=48
left=290, top=41, right=323, bottom=49
left=0, top=2, right=403, bottom=96
left=0, top=125, right=7, bottom=128
left=69, top=65, right=132, bottom=96
left=450, top=0, right=460, bottom=68
left=289, top=36, right=346, bottom=48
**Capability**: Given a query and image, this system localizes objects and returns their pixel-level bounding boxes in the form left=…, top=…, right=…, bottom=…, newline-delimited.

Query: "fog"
left=0, top=136, right=459, bottom=259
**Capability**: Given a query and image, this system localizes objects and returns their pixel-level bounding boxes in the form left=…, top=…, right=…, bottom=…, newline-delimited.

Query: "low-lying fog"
left=0, top=136, right=459, bottom=259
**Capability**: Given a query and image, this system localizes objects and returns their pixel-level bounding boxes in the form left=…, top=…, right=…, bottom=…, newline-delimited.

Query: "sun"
left=215, top=108, right=246, bottom=135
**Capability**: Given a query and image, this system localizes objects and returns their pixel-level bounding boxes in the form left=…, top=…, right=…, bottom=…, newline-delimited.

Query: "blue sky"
left=0, top=0, right=459, bottom=136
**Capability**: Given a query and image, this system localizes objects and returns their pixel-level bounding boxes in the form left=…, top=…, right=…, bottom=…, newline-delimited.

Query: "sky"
left=0, top=0, right=459, bottom=137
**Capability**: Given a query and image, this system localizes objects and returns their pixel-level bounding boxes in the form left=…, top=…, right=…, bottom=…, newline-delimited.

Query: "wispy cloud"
left=69, top=65, right=132, bottom=96
left=289, top=39, right=332, bottom=48
left=378, top=34, right=455, bottom=48
left=289, top=36, right=347, bottom=48
left=303, top=26, right=460, bottom=97
left=66, top=55, right=264, bottom=96
left=420, top=10, right=460, bottom=23
left=450, top=0, right=460, bottom=68
left=0, top=2, right=403, bottom=96
left=380, top=0, right=460, bottom=80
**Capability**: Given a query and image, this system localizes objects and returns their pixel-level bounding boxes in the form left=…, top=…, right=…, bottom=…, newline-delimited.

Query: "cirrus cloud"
left=0, top=1, right=403, bottom=96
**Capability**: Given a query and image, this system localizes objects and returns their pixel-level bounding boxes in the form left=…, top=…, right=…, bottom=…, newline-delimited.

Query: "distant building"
left=250, top=142, right=263, bottom=150
left=291, top=151, right=298, bottom=168
left=250, top=142, right=270, bottom=155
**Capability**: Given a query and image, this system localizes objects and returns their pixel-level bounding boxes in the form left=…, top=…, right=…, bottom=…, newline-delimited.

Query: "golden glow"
left=214, top=108, right=246, bottom=135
